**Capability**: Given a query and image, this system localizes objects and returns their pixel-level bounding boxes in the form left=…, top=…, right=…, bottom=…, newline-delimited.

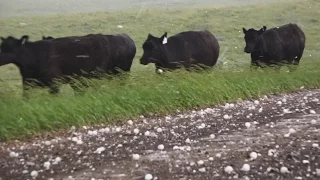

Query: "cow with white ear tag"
left=140, top=30, right=220, bottom=72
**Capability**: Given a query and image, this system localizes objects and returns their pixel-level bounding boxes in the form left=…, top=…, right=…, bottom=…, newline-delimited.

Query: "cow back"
left=256, top=24, right=305, bottom=60
left=166, top=30, right=219, bottom=67
left=48, top=34, right=111, bottom=76
left=106, top=34, right=136, bottom=72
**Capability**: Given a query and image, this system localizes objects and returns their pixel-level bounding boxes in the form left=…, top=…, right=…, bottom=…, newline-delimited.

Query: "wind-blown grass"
left=0, top=0, right=319, bottom=141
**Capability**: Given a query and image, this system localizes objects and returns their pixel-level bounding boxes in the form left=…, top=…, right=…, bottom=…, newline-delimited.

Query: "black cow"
left=140, top=30, right=220, bottom=73
left=0, top=33, right=136, bottom=95
left=242, top=23, right=306, bottom=72
left=42, top=36, right=54, bottom=40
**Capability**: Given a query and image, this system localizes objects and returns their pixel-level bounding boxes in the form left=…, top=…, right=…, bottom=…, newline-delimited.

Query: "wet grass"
left=0, top=0, right=319, bottom=141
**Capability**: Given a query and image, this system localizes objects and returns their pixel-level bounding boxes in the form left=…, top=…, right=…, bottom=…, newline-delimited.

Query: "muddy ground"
left=0, top=88, right=319, bottom=180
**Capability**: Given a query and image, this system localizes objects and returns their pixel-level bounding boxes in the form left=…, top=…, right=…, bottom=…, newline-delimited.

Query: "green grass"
left=0, top=0, right=319, bottom=141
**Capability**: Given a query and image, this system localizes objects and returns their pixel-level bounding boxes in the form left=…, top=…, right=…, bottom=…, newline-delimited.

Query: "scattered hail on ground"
left=0, top=89, right=320, bottom=180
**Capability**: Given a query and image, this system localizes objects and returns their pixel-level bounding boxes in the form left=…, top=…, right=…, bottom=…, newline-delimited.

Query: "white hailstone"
left=115, top=127, right=121, bottom=132
left=197, top=160, right=204, bottom=165
left=54, top=157, right=62, bottom=164
left=199, top=167, right=206, bottom=172
left=208, top=157, right=214, bottom=161
left=117, top=25, right=123, bottom=28
left=200, top=123, right=206, bottom=128
left=88, top=130, right=97, bottom=136
left=44, top=141, right=51, bottom=146
left=280, top=166, right=289, bottom=173
left=210, top=134, right=216, bottom=139
left=311, top=119, right=317, bottom=124
left=224, top=166, right=234, bottom=174
left=157, top=144, right=164, bottom=150
left=22, top=170, right=28, bottom=174
left=30, top=170, right=38, bottom=178
left=276, top=101, right=282, bottom=105
left=289, top=128, right=296, bottom=134
left=253, top=121, right=259, bottom=125
left=245, top=122, right=251, bottom=128
left=145, top=173, right=153, bottom=180
left=76, top=140, right=83, bottom=145
left=104, top=127, right=111, bottom=133
left=144, top=131, right=150, bottom=136
left=132, top=154, right=140, bottom=160
left=185, top=138, right=191, bottom=144
left=258, top=107, right=263, bottom=113
left=312, top=143, right=319, bottom=148
left=249, top=152, right=258, bottom=160
left=157, top=69, right=163, bottom=73
left=316, top=169, right=320, bottom=176
left=98, top=128, right=106, bottom=133
left=268, top=149, right=276, bottom=156
left=185, top=146, right=192, bottom=151
left=156, top=127, right=163, bottom=133
left=283, top=109, right=291, bottom=113
left=95, top=147, right=106, bottom=154
left=310, top=110, right=316, bottom=114
left=127, top=120, right=133, bottom=125
left=9, top=151, right=19, bottom=158
left=216, top=153, right=221, bottom=158
left=117, top=144, right=123, bottom=148
left=302, top=160, right=310, bottom=164
left=241, top=164, right=250, bottom=172
left=71, top=137, right=78, bottom=142
left=133, top=128, right=140, bottom=135
left=223, top=114, right=230, bottom=119
left=43, top=161, right=51, bottom=170
left=284, top=133, right=291, bottom=137
left=254, top=100, right=259, bottom=105
left=312, top=98, right=319, bottom=102
left=229, top=103, right=235, bottom=108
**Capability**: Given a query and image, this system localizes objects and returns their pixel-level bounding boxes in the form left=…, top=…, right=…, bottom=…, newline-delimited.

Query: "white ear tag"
left=162, top=37, right=167, bottom=44
left=21, top=38, right=27, bottom=44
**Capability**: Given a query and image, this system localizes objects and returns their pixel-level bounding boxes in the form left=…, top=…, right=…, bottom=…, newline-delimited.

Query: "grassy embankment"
left=0, top=0, right=319, bottom=141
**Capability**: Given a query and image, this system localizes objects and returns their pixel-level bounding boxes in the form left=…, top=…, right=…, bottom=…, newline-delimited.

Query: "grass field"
left=0, top=0, right=319, bottom=141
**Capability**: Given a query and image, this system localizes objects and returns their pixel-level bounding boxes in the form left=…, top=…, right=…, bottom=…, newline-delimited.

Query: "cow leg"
left=70, top=78, right=89, bottom=95
left=22, top=80, right=33, bottom=99
left=250, top=62, right=259, bottom=71
left=48, top=82, right=60, bottom=94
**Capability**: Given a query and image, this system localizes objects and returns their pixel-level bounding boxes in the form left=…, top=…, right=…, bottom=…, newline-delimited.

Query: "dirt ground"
left=0, top=88, right=319, bottom=180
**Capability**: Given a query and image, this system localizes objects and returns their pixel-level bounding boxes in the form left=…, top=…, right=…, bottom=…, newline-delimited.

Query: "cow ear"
left=161, top=32, right=168, bottom=44
left=147, top=33, right=153, bottom=39
left=259, top=27, right=265, bottom=33
left=160, top=32, right=167, bottom=39
left=20, top=35, right=29, bottom=45
left=0, top=37, right=5, bottom=41
left=263, top=26, right=267, bottom=31
left=242, top=28, right=247, bottom=34
left=42, top=36, right=46, bottom=39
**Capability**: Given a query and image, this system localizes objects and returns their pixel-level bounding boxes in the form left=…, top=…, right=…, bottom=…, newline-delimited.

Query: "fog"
left=0, top=0, right=276, bottom=18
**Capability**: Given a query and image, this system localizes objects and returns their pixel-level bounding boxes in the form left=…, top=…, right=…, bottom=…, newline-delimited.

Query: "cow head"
left=140, top=32, right=168, bottom=65
left=0, top=35, right=29, bottom=53
left=242, top=26, right=267, bottom=53
left=42, top=36, right=54, bottom=40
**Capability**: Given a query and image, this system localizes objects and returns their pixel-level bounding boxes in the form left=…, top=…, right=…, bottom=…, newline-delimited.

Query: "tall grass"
left=0, top=0, right=319, bottom=140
